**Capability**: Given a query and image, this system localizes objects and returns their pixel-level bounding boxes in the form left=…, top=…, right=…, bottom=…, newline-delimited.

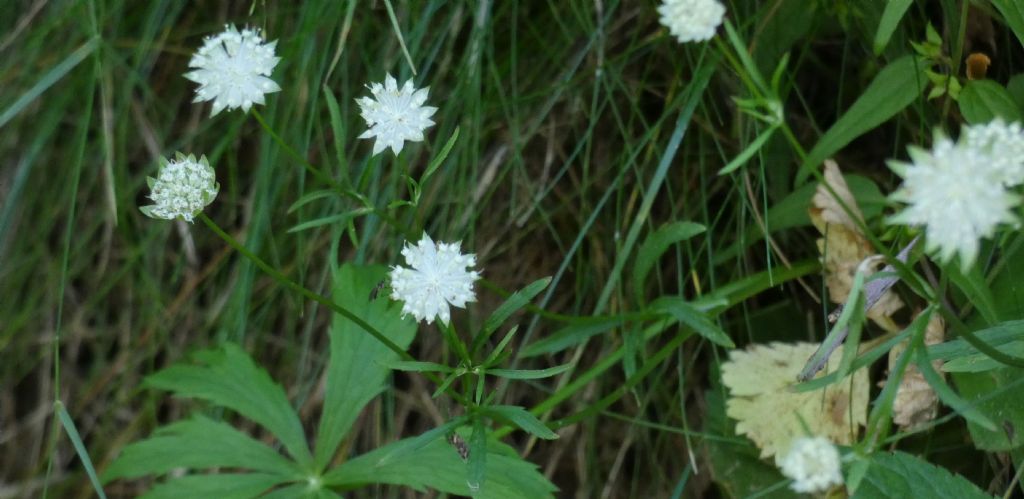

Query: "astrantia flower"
left=140, top=153, right=218, bottom=222
left=777, top=437, right=844, bottom=494
left=389, top=234, right=479, bottom=325
left=888, top=136, right=1019, bottom=270
left=657, top=0, right=726, bottom=43
left=185, top=25, right=281, bottom=116
left=962, top=119, right=1024, bottom=187
left=356, top=74, right=437, bottom=155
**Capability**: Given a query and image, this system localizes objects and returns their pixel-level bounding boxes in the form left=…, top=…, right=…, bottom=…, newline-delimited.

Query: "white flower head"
left=356, top=74, right=438, bottom=156
left=185, top=25, right=281, bottom=116
left=888, top=135, right=1020, bottom=270
left=776, top=436, right=844, bottom=494
left=140, top=153, right=218, bottom=222
left=657, top=0, right=726, bottom=43
left=961, top=119, right=1024, bottom=187
left=389, top=234, right=480, bottom=325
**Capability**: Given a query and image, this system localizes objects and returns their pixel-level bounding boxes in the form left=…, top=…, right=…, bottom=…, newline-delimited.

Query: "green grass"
left=4, top=0, right=1024, bottom=497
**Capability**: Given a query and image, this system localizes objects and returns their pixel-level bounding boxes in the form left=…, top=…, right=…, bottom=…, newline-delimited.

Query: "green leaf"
left=520, top=318, right=619, bottom=357
left=992, top=0, right=1024, bottom=50
left=323, top=87, right=348, bottom=185
left=950, top=367, right=1024, bottom=450
left=945, top=262, right=1000, bottom=325
left=853, top=451, right=992, bottom=499
left=873, top=0, right=914, bottom=55
left=718, top=126, right=777, bottom=175
left=959, top=80, right=1023, bottom=124
left=382, top=360, right=454, bottom=373
left=287, top=208, right=371, bottom=233
left=468, top=419, right=488, bottom=493
left=943, top=341, right=1024, bottom=373
left=422, top=127, right=460, bottom=183
left=486, top=364, right=572, bottom=380
left=314, top=264, right=417, bottom=469
left=483, top=405, right=557, bottom=440
left=954, top=244, right=1024, bottom=450
left=632, top=222, right=706, bottom=304
left=140, top=473, right=290, bottom=499
left=144, top=344, right=311, bottom=466
left=481, top=325, right=519, bottom=367
left=103, top=416, right=302, bottom=482
left=1007, top=74, right=1024, bottom=112
left=287, top=190, right=338, bottom=213
left=929, top=321, right=1024, bottom=362
left=56, top=401, right=107, bottom=499
left=322, top=430, right=557, bottom=498
left=650, top=297, right=734, bottom=348
left=473, top=277, right=551, bottom=355
left=0, top=37, right=99, bottom=129
left=799, top=55, right=929, bottom=184
left=913, top=346, right=996, bottom=431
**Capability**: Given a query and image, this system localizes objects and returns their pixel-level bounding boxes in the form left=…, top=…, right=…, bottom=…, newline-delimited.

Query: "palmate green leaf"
left=632, top=221, right=705, bottom=305
left=959, top=80, right=1023, bottom=124
left=140, top=473, right=292, bottom=499
left=260, top=484, right=342, bottom=499
left=103, top=415, right=303, bottom=482
left=322, top=429, right=557, bottom=498
left=799, top=55, right=929, bottom=185
left=314, top=264, right=417, bottom=469
left=143, top=343, right=311, bottom=466
left=852, top=451, right=992, bottom=499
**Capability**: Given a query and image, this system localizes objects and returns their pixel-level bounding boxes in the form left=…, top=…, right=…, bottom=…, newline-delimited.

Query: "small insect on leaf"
left=369, top=279, right=387, bottom=300
left=447, top=431, right=470, bottom=461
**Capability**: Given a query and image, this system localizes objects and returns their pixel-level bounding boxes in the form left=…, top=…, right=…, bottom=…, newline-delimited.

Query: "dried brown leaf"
left=810, top=160, right=903, bottom=331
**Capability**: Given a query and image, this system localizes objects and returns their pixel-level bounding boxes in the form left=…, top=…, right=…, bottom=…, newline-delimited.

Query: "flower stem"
left=200, top=213, right=408, bottom=358
left=250, top=109, right=415, bottom=240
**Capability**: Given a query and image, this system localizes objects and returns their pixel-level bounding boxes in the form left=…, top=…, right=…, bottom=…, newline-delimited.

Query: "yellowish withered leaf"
left=810, top=160, right=903, bottom=331
left=887, top=313, right=945, bottom=430
left=722, top=342, right=869, bottom=459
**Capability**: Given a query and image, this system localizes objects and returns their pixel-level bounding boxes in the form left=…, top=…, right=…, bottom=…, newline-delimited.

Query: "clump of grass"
left=3, top=1, right=1024, bottom=497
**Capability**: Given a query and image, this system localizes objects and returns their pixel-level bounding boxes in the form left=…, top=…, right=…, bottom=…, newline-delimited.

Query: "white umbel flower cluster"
left=962, top=119, right=1024, bottom=187
left=889, top=121, right=1024, bottom=270
left=657, top=0, right=726, bottom=43
left=185, top=25, right=281, bottom=116
left=389, top=234, right=480, bottom=325
left=140, top=153, right=218, bottom=222
left=356, top=74, right=438, bottom=156
left=777, top=436, right=844, bottom=494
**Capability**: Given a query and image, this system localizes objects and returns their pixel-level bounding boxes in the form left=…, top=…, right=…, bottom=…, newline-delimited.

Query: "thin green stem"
left=250, top=109, right=414, bottom=239
left=251, top=108, right=344, bottom=190
left=201, top=213, right=408, bottom=358
left=382, top=0, right=417, bottom=75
